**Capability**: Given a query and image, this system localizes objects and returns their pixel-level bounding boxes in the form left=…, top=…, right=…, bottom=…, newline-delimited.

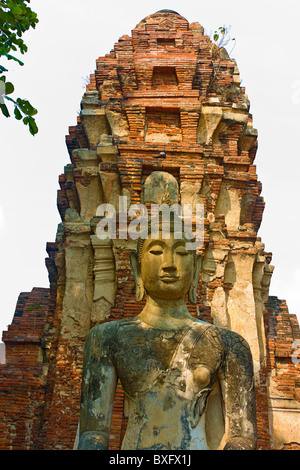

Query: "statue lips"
left=159, top=275, right=179, bottom=283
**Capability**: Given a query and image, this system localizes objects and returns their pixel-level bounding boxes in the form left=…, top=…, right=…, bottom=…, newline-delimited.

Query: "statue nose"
left=162, top=250, right=176, bottom=271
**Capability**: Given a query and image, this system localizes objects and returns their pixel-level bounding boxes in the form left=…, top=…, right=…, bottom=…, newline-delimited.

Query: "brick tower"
left=1, top=10, right=299, bottom=450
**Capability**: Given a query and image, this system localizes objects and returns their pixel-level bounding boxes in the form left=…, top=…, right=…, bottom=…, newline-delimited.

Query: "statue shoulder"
left=85, top=317, right=139, bottom=347
left=198, top=322, right=252, bottom=356
left=84, top=321, right=118, bottom=355
left=210, top=325, right=253, bottom=364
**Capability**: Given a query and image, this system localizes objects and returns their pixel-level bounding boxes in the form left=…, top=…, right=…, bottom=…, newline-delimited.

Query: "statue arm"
left=219, top=331, right=257, bottom=450
left=78, top=325, right=117, bottom=450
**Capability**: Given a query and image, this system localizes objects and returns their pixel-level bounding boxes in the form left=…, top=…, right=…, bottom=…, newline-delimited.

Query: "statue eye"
left=149, top=249, right=163, bottom=255
left=175, top=248, right=189, bottom=256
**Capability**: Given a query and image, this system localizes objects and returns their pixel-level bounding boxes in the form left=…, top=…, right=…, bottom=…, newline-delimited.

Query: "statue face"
left=140, top=233, right=195, bottom=301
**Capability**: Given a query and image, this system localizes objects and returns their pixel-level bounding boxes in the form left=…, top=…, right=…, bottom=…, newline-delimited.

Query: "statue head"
left=130, top=212, right=202, bottom=305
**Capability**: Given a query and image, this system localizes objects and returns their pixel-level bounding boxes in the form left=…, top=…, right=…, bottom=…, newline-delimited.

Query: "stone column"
left=207, top=248, right=230, bottom=329
left=252, top=241, right=268, bottom=364
left=61, top=218, right=94, bottom=340
left=90, top=235, right=116, bottom=325
left=224, top=248, right=261, bottom=374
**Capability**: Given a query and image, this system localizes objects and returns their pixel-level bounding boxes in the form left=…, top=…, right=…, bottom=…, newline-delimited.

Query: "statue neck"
left=137, top=295, right=194, bottom=330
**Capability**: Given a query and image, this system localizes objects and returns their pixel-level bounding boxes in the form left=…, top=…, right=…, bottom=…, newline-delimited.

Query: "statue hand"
left=78, top=431, right=109, bottom=450
left=223, top=437, right=255, bottom=450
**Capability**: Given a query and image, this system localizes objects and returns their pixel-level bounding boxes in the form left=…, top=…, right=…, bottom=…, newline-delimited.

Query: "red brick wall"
left=264, top=297, right=300, bottom=449
left=0, top=288, right=51, bottom=449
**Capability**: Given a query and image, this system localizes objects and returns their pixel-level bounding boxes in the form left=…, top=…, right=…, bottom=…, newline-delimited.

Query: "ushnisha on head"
left=130, top=211, right=202, bottom=305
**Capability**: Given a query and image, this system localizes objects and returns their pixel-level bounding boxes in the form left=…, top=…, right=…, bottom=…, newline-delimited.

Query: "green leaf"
left=0, top=65, right=8, bottom=73
left=17, top=98, right=37, bottom=116
left=213, top=33, right=219, bottom=41
left=28, top=116, right=38, bottom=135
left=13, top=6, right=23, bottom=15
left=0, top=103, right=10, bottom=117
left=14, top=106, right=22, bottom=120
left=5, top=81, right=14, bottom=95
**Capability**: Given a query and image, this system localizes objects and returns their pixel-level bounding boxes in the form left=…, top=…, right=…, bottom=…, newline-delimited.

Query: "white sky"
left=0, top=0, right=300, bottom=338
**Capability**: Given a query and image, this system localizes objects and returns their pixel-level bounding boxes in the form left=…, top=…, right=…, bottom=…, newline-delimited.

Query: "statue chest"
left=111, top=324, right=223, bottom=400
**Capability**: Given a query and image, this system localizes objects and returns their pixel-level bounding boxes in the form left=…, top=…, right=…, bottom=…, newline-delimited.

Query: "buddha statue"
left=78, top=212, right=257, bottom=450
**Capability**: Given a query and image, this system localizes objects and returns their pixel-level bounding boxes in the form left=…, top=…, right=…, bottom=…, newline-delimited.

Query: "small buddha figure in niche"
left=78, top=214, right=257, bottom=450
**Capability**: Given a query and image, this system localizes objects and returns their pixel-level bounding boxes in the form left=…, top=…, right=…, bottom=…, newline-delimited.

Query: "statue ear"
left=188, top=254, right=202, bottom=305
left=130, top=251, right=145, bottom=302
